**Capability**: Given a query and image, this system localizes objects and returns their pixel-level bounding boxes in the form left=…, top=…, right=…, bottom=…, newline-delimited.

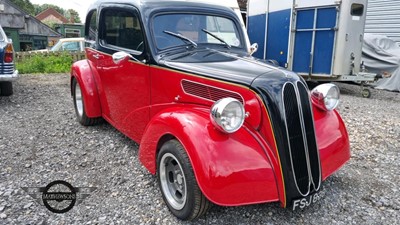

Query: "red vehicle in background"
left=71, top=0, right=350, bottom=220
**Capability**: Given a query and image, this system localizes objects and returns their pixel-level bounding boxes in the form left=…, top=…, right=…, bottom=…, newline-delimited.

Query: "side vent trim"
left=181, top=79, right=244, bottom=104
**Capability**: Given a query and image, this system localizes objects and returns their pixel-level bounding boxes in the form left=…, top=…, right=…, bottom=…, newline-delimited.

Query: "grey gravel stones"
left=0, top=74, right=399, bottom=224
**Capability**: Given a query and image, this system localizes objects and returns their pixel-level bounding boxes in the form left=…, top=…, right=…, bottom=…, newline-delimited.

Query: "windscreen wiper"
left=202, top=29, right=231, bottom=49
left=163, top=30, right=197, bottom=48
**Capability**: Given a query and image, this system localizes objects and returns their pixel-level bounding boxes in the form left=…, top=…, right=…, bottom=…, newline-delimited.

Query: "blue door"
left=292, top=7, right=337, bottom=75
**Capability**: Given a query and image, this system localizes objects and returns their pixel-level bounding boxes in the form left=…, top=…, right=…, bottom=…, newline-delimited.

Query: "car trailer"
left=246, top=0, right=382, bottom=97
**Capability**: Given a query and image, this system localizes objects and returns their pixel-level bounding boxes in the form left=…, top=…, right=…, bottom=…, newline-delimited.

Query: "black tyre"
left=72, top=78, right=102, bottom=126
left=0, top=82, right=13, bottom=96
left=157, top=140, right=211, bottom=220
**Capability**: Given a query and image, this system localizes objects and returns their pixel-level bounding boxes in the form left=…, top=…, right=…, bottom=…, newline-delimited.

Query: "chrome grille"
left=282, top=82, right=321, bottom=196
left=0, top=63, right=15, bottom=74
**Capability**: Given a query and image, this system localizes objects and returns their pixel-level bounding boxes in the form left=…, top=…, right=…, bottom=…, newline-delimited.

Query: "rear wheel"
left=157, top=140, right=211, bottom=220
left=72, top=78, right=102, bottom=126
left=0, top=82, right=13, bottom=96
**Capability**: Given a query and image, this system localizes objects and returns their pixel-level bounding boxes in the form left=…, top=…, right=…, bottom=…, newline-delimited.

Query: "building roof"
left=36, top=8, right=69, bottom=24
left=0, top=0, right=61, bottom=37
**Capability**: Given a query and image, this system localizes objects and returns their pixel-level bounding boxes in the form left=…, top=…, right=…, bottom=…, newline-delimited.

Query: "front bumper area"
left=0, top=70, right=19, bottom=81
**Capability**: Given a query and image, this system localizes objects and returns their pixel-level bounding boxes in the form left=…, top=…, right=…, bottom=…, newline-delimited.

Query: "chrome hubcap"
left=160, top=153, right=187, bottom=210
left=75, top=82, right=83, bottom=117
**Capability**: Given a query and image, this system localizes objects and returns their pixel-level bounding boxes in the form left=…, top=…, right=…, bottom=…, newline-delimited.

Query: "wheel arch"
left=156, top=133, right=176, bottom=157
left=70, top=59, right=102, bottom=118
left=139, top=106, right=279, bottom=206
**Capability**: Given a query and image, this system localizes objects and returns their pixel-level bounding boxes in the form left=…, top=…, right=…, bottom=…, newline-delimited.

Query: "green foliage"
left=16, top=53, right=73, bottom=74
left=65, top=9, right=82, bottom=23
left=9, top=0, right=82, bottom=23
left=34, top=3, right=65, bottom=16
left=9, top=0, right=35, bottom=15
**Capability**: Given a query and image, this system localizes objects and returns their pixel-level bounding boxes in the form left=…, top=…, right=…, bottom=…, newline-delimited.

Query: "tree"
left=9, top=0, right=35, bottom=15
left=65, top=9, right=81, bottom=23
left=34, top=4, right=65, bottom=16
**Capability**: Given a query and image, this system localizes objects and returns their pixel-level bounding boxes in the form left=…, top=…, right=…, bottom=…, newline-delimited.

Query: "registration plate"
left=292, top=192, right=321, bottom=210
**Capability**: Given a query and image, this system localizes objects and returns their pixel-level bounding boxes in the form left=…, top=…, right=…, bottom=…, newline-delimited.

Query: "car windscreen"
left=152, top=13, right=242, bottom=50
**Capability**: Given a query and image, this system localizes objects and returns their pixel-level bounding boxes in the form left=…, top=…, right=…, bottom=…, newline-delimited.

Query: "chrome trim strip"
left=180, top=79, right=245, bottom=104
left=298, top=81, right=322, bottom=191
left=0, top=70, right=19, bottom=81
left=293, top=81, right=313, bottom=193
left=281, top=82, right=310, bottom=197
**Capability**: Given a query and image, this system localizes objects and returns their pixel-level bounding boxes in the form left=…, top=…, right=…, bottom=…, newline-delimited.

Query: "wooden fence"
left=15, top=51, right=86, bottom=63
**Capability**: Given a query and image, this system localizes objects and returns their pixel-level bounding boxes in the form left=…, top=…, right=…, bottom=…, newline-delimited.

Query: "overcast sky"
left=31, top=0, right=96, bottom=23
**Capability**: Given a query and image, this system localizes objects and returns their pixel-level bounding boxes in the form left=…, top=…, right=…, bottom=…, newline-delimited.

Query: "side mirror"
left=112, top=51, right=131, bottom=64
left=112, top=51, right=143, bottom=64
left=249, top=43, right=258, bottom=56
left=7, top=38, right=12, bottom=43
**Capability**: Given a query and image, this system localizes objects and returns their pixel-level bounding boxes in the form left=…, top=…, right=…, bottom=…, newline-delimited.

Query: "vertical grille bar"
left=283, top=83, right=310, bottom=196
left=297, top=82, right=321, bottom=190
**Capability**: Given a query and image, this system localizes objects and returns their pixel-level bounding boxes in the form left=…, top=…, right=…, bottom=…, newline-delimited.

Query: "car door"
left=96, top=4, right=150, bottom=142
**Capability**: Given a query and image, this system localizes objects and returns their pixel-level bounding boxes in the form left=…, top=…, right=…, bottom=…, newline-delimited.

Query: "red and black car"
left=0, top=25, right=18, bottom=96
left=71, top=0, right=350, bottom=220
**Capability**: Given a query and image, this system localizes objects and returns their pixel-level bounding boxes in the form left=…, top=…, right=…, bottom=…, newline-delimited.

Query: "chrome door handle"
left=93, top=53, right=100, bottom=59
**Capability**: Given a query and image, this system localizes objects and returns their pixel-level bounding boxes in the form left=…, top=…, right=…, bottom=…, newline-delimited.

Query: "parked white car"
left=50, top=38, right=85, bottom=52
left=35, top=38, right=85, bottom=52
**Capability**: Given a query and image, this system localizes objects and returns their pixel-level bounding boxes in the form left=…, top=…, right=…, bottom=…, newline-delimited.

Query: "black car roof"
left=88, top=0, right=234, bottom=17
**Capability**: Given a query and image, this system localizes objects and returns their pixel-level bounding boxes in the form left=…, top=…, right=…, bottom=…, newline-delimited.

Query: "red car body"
left=71, top=0, right=350, bottom=218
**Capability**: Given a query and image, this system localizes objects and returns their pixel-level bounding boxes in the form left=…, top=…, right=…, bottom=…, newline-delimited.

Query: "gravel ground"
left=0, top=74, right=399, bottom=224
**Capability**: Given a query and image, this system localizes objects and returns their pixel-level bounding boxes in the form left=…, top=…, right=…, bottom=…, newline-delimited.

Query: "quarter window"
left=100, top=8, right=144, bottom=53
left=86, top=10, right=97, bottom=42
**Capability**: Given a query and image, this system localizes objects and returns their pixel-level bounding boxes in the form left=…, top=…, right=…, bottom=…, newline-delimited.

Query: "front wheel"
left=157, top=140, right=211, bottom=220
left=72, top=78, right=102, bottom=126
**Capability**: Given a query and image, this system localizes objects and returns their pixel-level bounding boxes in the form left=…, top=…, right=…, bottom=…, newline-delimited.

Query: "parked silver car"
left=0, top=25, right=18, bottom=96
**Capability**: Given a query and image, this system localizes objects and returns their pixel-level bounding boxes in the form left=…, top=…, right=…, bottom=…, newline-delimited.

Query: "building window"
left=65, top=28, right=81, bottom=38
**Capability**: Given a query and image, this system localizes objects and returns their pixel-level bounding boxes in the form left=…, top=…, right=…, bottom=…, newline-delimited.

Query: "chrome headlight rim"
left=311, top=83, right=340, bottom=111
left=210, top=97, right=245, bottom=133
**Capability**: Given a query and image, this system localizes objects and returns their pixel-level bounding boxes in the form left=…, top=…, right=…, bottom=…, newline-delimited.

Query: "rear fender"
left=70, top=60, right=101, bottom=118
left=139, top=106, right=279, bottom=206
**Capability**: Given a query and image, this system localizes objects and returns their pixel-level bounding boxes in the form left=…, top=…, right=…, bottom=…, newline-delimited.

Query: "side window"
left=100, top=8, right=144, bottom=53
left=85, top=10, right=97, bottom=47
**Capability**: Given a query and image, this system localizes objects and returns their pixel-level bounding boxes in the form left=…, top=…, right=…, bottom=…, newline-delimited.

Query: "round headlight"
left=210, top=98, right=245, bottom=133
left=311, top=83, right=340, bottom=111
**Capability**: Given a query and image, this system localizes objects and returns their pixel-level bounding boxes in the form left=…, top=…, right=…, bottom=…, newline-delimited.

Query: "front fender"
left=314, top=107, right=351, bottom=180
left=70, top=60, right=101, bottom=118
left=139, top=106, right=279, bottom=206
